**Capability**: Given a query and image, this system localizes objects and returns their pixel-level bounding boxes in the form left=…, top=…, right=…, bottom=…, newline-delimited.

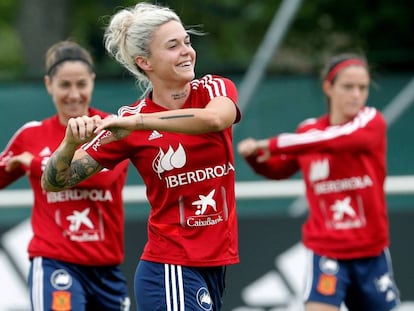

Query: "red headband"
left=325, top=59, right=366, bottom=83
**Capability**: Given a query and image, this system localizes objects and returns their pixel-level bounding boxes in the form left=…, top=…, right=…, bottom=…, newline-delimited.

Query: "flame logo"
left=152, top=144, right=186, bottom=178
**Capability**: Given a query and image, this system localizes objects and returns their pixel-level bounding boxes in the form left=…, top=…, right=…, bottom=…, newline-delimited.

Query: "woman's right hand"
left=65, top=115, right=103, bottom=145
left=237, top=137, right=271, bottom=163
left=237, top=138, right=260, bottom=157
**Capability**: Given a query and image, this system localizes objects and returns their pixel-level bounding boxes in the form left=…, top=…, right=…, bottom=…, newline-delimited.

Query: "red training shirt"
left=83, top=75, right=241, bottom=267
left=246, top=106, right=389, bottom=259
left=0, top=108, right=128, bottom=265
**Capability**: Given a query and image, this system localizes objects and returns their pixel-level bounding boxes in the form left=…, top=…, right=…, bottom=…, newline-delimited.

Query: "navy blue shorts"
left=28, top=257, right=130, bottom=311
left=303, top=248, right=400, bottom=311
left=134, top=260, right=227, bottom=311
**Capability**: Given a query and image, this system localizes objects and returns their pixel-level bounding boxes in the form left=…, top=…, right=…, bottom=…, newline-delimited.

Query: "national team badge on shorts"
left=52, top=290, right=71, bottom=311
left=317, top=274, right=337, bottom=296
left=196, top=287, right=213, bottom=311
left=50, top=269, right=72, bottom=290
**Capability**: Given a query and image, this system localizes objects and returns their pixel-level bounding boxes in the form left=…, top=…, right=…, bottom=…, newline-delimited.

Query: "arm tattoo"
left=44, top=154, right=101, bottom=189
left=67, top=156, right=101, bottom=187
left=159, top=114, right=194, bottom=120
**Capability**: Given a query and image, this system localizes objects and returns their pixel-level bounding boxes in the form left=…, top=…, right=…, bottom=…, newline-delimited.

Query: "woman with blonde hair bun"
left=42, top=3, right=241, bottom=311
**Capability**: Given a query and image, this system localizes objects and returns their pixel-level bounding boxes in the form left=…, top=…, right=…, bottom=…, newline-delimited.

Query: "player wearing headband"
left=237, top=53, right=400, bottom=311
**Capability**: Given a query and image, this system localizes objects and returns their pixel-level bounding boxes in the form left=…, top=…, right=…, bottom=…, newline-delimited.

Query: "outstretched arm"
left=238, top=137, right=299, bottom=180
left=94, top=97, right=238, bottom=140
left=237, top=137, right=272, bottom=163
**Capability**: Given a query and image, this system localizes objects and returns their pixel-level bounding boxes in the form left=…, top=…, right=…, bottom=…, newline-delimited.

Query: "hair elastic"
left=325, top=59, right=366, bottom=83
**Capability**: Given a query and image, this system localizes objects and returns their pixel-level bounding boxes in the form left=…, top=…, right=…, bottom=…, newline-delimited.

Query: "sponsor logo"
left=148, top=130, right=163, bottom=140
left=314, top=175, right=373, bottom=194
left=321, top=195, right=367, bottom=230
left=331, top=196, right=355, bottom=221
left=309, top=158, right=374, bottom=195
left=187, top=215, right=224, bottom=227
left=63, top=207, right=103, bottom=242
left=92, top=130, right=112, bottom=151
left=309, top=158, right=329, bottom=182
left=192, top=189, right=216, bottom=215
left=153, top=144, right=186, bottom=178
left=46, top=189, right=113, bottom=203
left=67, top=208, right=94, bottom=232
left=185, top=189, right=225, bottom=228
left=152, top=144, right=235, bottom=188
left=165, top=163, right=235, bottom=188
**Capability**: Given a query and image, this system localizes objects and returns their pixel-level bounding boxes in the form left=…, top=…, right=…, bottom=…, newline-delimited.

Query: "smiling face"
left=136, top=20, right=196, bottom=88
left=45, top=61, right=95, bottom=125
left=323, top=65, right=370, bottom=125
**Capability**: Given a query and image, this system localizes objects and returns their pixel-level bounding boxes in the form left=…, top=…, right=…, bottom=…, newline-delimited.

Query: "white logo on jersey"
left=46, top=189, right=113, bottom=203
left=148, top=130, right=163, bottom=140
left=66, top=208, right=94, bottom=232
left=330, top=196, right=356, bottom=221
left=309, top=158, right=329, bottom=182
left=192, top=189, right=217, bottom=215
left=152, top=144, right=186, bottom=178
left=314, top=175, right=373, bottom=195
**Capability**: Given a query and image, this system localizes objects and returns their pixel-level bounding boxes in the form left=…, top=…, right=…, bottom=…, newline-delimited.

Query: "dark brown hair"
left=45, top=40, right=94, bottom=77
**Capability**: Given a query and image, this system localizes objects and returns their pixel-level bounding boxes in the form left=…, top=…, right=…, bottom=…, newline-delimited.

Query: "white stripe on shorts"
left=164, top=264, right=185, bottom=311
left=31, top=257, right=44, bottom=311
left=303, top=248, right=314, bottom=301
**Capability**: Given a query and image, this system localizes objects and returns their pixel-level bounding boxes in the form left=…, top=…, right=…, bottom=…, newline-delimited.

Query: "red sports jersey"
left=83, top=75, right=240, bottom=266
left=0, top=108, right=128, bottom=265
left=247, top=106, right=389, bottom=259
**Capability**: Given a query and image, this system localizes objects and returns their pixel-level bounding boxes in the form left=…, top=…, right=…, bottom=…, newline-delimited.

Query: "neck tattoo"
left=171, top=89, right=188, bottom=100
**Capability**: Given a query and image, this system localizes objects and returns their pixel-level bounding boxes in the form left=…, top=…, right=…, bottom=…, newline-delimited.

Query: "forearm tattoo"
left=44, top=154, right=100, bottom=189
left=159, top=114, right=194, bottom=120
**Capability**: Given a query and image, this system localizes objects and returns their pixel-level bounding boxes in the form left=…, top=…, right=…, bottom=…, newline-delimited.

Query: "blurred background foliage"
left=0, top=0, right=413, bottom=81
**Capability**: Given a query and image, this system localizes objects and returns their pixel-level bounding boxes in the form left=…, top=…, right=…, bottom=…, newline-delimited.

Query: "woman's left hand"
left=5, top=151, right=34, bottom=172
left=95, top=115, right=140, bottom=141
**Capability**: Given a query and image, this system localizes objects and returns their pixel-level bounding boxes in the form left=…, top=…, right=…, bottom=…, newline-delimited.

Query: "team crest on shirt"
left=196, top=287, right=213, bottom=310
left=50, top=269, right=72, bottom=290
